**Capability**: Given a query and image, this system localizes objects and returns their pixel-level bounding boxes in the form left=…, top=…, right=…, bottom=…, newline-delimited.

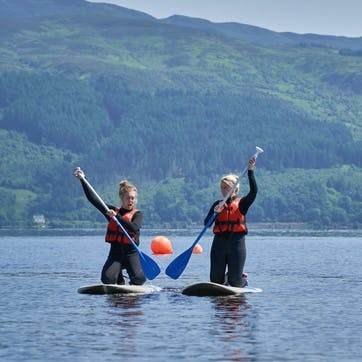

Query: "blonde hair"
left=220, top=174, right=240, bottom=194
left=119, top=180, right=137, bottom=198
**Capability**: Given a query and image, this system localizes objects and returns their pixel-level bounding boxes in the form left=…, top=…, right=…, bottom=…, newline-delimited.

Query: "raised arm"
left=73, top=167, right=109, bottom=218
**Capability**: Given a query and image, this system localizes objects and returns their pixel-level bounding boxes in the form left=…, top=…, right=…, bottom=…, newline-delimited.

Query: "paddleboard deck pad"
left=182, top=282, right=262, bottom=296
left=78, top=284, right=162, bottom=295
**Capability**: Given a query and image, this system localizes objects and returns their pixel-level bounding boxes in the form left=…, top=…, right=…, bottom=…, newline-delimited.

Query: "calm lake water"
left=0, top=229, right=361, bottom=361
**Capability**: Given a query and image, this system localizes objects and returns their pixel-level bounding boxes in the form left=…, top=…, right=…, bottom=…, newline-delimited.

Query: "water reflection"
left=101, top=295, right=145, bottom=358
left=107, top=294, right=143, bottom=311
left=211, top=296, right=251, bottom=335
left=210, top=296, right=259, bottom=361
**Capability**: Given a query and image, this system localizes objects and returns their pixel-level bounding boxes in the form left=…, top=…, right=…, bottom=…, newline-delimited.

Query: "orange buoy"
left=151, top=235, right=173, bottom=254
left=192, top=243, right=203, bottom=254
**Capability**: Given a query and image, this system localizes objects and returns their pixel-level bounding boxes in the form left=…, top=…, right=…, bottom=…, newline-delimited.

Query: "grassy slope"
left=1, top=14, right=360, bottom=140
left=0, top=2, right=361, bottom=226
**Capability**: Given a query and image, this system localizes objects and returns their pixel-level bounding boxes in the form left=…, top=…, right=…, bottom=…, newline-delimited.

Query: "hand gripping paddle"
left=165, top=146, right=264, bottom=279
left=77, top=173, right=161, bottom=280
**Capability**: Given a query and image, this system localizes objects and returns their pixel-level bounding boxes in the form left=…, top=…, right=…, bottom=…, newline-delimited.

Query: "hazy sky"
left=86, top=0, right=362, bottom=37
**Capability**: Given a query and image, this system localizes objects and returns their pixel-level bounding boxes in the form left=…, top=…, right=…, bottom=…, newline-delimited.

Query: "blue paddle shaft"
left=165, top=146, right=264, bottom=279
left=165, top=212, right=216, bottom=279
left=216, top=147, right=263, bottom=209
left=78, top=174, right=160, bottom=280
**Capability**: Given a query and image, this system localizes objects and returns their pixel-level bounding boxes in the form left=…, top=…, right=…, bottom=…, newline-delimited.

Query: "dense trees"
left=0, top=73, right=111, bottom=153
left=0, top=71, right=361, bottom=228
left=0, top=0, right=361, bottom=229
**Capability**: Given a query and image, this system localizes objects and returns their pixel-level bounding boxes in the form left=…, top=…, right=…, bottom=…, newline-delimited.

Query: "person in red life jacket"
left=73, top=168, right=146, bottom=285
left=204, top=157, right=257, bottom=287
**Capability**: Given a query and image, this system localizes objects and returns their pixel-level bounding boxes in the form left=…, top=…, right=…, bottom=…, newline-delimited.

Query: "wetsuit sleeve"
left=115, top=211, right=143, bottom=233
left=79, top=178, right=110, bottom=219
left=204, top=201, right=219, bottom=226
left=239, top=170, right=257, bottom=215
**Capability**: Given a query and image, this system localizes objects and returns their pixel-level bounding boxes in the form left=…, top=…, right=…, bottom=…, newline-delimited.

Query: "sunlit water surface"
left=1, top=230, right=361, bottom=361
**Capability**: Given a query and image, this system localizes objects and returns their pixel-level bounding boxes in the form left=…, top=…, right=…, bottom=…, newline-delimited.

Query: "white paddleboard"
left=78, top=284, right=162, bottom=295
left=182, top=282, right=262, bottom=296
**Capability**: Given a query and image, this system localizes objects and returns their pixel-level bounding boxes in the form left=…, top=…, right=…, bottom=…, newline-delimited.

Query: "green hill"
left=0, top=0, right=361, bottom=229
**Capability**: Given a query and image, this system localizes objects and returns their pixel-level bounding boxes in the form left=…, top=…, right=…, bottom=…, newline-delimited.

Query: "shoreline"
left=1, top=223, right=361, bottom=237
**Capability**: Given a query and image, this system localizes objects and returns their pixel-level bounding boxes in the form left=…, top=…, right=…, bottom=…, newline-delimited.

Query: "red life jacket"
left=105, top=208, right=138, bottom=244
left=213, top=197, right=247, bottom=233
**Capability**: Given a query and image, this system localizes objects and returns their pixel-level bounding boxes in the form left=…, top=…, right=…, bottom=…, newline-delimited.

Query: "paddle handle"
left=76, top=171, right=139, bottom=249
left=77, top=172, right=109, bottom=213
left=74, top=169, right=161, bottom=280
left=217, top=146, right=264, bottom=209
left=165, top=146, right=265, bottom=279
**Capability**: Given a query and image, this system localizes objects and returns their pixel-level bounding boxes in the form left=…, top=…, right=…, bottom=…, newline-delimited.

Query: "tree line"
left=0, top=72, right=361, bottom=228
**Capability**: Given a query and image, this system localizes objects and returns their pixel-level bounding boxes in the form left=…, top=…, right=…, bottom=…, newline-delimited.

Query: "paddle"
left=77, top=173, right=161, bottom=280
left=165, top=146, right=264, bottom=279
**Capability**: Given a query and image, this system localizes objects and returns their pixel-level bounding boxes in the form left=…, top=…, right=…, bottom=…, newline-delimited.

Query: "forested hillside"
left=0, top=0, right=361, bottom=229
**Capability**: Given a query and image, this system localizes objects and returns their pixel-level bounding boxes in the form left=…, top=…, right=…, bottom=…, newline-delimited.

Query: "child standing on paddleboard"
left=204, top=157, right=257, bottom=287
left=73, top=168, right=146, bottom=286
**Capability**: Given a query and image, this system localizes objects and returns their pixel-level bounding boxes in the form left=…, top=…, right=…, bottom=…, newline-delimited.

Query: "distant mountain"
left=161, top=15, right=362, bottom=50
left=1, top=0, right=361, bottom=50
left=0, top=0, right=361, bottom=228
left=0, top=0, right=155, bottom=20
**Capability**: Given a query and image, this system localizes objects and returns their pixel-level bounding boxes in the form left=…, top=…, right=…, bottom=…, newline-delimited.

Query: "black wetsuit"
left=79, top=178, right=146, bottom=285
left=204, top=170, right=257, bottom=287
